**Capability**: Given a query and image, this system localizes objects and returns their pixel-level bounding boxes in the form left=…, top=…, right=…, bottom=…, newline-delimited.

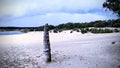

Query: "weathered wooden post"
left=43, top=23, right=51, bottom=62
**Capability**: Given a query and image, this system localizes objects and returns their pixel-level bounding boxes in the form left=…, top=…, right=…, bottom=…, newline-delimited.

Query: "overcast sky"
left=0, top=0, right=118, bottom=27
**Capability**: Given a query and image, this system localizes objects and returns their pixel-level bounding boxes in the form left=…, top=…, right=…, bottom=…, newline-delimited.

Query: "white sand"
left=0, top=31, right=120, bottom=68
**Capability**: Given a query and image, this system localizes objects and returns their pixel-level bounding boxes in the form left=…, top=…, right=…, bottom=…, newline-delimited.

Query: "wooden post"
left=43, top=23, right=51, bottom=62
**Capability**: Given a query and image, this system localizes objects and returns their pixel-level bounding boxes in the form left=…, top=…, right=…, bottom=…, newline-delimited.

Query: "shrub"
left=53, top=29, right=58, bottom=33
left=76, top=29, right=80, bottom=32
left=49, top=30, right=52, bottom=33
left=104, top=29, right=113, bottom=33
left=80, top=28, right=88, bottom=34
left=58, top=29, right=63, bottom=33
left=90, top=28, right=98, bottom=33
left=70, top=31, right=73, bottom=33
left=37, top=26, right=44, bottom=31
left=90, top=28, right=113, bottom=33
left=85, top=27, right=89, bottom=31
left=114, top=29, right=119, bottom=32
left=72, top=28, right=78, bottom=31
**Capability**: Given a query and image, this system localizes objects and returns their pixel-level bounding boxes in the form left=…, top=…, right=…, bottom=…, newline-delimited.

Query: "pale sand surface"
left=0, top=31, right=120, bottom=68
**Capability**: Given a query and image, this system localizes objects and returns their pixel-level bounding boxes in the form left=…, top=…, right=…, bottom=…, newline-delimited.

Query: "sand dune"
left=0, top=31, right=120, bottom=68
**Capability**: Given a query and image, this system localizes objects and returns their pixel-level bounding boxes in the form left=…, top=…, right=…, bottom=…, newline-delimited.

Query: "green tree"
left=103, top=0, right=120, bottom=17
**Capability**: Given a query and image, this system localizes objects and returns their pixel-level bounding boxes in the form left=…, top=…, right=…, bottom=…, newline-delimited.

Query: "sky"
left=0, top=0, right=118, bottom=27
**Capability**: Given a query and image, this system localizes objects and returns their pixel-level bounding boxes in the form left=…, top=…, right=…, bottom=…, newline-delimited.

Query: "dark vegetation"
left=37, top=19, right=120, bottom=34
left=0, top=19, right=120, bottom=34
left=0, top=27, right=37, bottom=31
left=90, top=28, right=113, bottom=33
left=103, top=0, right=120, bottom=17
left=39, top=19, right=120, bottom=31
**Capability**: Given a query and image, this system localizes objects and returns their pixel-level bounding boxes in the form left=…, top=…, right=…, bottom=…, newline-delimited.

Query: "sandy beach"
left=0, top=31, right=120, bottom=68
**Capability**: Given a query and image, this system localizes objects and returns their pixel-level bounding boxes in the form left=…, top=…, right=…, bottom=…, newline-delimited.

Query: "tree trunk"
left=43, top=23, right=51, bottom=62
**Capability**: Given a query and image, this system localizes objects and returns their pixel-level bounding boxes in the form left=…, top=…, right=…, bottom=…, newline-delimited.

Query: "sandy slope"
left=0, top=31, right=120, bottom=68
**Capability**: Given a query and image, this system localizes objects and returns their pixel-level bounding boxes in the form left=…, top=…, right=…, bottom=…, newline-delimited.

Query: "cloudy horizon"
left=0, top=0, right=118, bottom=27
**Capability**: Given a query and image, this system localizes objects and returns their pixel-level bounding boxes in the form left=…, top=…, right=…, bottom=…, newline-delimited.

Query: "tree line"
left=0, top=27, right=37, bottom=31
left=0, top=19, right=120, bottom=31
left=37, top=19, right=120, bottom=31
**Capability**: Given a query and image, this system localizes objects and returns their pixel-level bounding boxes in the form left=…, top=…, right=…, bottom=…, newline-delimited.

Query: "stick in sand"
left=43, top=23, right=51, bottom=62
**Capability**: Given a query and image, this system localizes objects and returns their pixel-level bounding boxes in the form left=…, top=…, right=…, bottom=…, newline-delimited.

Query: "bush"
left=53, top=29, right=58, bottom=33
left=90, top=28, right=113, bottom=33
left=76, top=29, right=80, bottom=32
left=49, top=30, right=52, bottom=33
left=72, top=28, right=78, bottom=31
left=37, top=26, right=44, bottom=31
left=80, top=28, right=88, bottom=34
left=89, top=28, right=98, bottom=33
left=114, top=29, right=119, bottom=32
left=72, top=28, right=80, bottom=32
left=104, top=29, right=113, bottom=33
left=58, top=29, right=63, bottom=33
left=70, top=31, right=73, bottom=33
left=85, top=27, right=89, bottom=31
